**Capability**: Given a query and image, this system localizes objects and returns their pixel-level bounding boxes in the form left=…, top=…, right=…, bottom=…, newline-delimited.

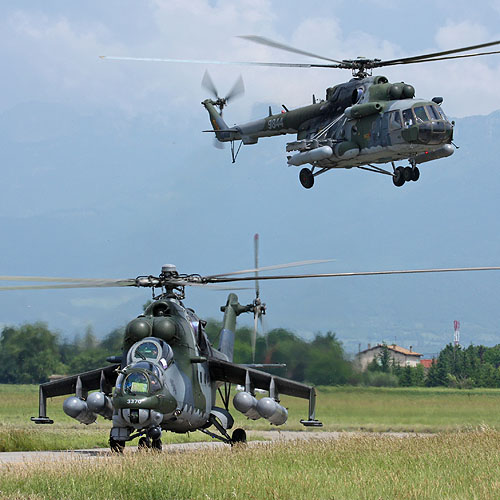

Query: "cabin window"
left=389, top=110, right=402, bottom=130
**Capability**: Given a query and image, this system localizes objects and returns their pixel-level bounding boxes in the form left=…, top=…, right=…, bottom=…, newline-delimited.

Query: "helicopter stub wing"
left=209, top=358, right=311, bottom=398
left=31, top=364, right=119, bottom=424
left=208, top=357, right=320, bottom=425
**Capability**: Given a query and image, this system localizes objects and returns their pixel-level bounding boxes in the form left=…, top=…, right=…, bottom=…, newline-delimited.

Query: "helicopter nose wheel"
left=299, top=168, right=314, bottom=189
left=231, top=428, right=247, bottom=445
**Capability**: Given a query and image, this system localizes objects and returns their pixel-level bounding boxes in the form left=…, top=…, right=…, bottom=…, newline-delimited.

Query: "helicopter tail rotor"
left=201, top=70, right=245, bottom=117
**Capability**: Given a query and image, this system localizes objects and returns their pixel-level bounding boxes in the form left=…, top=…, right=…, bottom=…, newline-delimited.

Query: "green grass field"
left=2, top=384, right=500, bottom=452
left=1, top=430, right=500, bottom=499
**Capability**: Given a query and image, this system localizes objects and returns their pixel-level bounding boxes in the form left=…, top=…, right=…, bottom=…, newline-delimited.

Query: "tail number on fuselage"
left=267, top=117, right=284, bottom=130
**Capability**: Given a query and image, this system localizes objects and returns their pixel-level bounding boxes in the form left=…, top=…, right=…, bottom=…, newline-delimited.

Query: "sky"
left=1, top=0, right=500, bottom=355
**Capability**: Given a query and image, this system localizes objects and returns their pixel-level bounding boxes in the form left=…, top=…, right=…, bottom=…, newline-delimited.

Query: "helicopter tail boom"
left=202, top=99, right=235, bottom=143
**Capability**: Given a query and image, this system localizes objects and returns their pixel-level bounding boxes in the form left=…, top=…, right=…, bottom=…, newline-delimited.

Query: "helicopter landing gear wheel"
left=110, top=437, right=125, bottom=454
left=403, top=166, right=413, bottom=182
left=393, top=166, right=405, bottom=187
left=299, top=168, right=314, bottom=189
left=152, top=438, right=162, bottom=451
left=411, top=166, right=420, bottom=181
left=138, top=437, right=150, bottom=449
left=231, top=428, right=247, bottom=445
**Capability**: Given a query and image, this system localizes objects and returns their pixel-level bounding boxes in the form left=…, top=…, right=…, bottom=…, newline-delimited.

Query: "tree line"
left=361, top=343, right=500, bottom=388
left=0, top=320, right=352, bottom=386
left=2, top=320, right=500, bottom=389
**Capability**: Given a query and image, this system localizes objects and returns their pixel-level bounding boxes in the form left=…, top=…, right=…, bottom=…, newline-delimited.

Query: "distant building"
left=356, top=343, right=422, bottom=370
left=419, top=359, right=436, bottom=372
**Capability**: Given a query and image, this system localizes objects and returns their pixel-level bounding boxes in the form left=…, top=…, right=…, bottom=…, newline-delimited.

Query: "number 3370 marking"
left=127, top=399, right=143, bottom=405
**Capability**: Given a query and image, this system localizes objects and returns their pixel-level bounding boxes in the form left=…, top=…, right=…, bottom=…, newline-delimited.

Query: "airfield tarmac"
left=0, top=430, right=430, bottom=464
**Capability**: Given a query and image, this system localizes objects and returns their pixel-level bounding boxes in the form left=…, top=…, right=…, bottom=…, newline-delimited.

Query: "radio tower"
left=453, top=320, right=460, bottom=347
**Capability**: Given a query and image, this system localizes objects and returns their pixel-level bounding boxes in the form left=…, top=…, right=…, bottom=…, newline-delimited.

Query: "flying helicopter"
left=2, top=245, right=500, bottom=452
left=101, top=36, right=500, bottom=189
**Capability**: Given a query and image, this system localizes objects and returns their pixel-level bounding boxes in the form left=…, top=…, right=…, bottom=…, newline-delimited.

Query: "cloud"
left=1, top=2, right=500, bottom=119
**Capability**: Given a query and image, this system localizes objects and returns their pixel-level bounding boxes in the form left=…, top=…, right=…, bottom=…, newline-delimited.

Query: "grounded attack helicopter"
left=101, top=37, right=500, bottom=188
left=2, top=243, right=500, bottom=452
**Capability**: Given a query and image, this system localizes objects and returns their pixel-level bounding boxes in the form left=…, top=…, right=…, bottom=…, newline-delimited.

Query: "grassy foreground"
left=1, top=430, right=500, bottom=499
left=2, top=384, right=500, bottom=451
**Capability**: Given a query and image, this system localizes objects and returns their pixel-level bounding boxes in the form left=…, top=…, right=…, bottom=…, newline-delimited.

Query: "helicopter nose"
left=416, top=120, right=453, bottom=145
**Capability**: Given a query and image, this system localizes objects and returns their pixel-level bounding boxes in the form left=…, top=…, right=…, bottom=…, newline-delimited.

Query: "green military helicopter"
left=101, top=37, right=500, bottom=188
left=2, top=245, right=500, bottom=452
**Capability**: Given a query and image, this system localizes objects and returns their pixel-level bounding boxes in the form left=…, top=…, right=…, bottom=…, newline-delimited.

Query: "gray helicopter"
left=2, top=249, right=500, bottom=452
left=101, top=37, right=500, bottom=188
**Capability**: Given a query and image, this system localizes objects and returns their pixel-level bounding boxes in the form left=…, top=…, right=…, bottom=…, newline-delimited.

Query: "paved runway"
left=0, top=431, right=427, bottom=465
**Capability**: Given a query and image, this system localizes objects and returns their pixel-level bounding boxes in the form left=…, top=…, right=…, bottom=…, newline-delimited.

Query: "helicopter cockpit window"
left=149, top=373, right=162, bottom=393
left=427, top=105, right=441, bottom=120
left=129, top=338, right=174, bottom=368
left=124, top=372, right=149, bottom=394
left=402, top=109, right=415, bottom=127
left=132, top=361, right=162, bottom=377
left=135, top=341, right=159, bottom=360
left=414, top=106, right=429, bottom=123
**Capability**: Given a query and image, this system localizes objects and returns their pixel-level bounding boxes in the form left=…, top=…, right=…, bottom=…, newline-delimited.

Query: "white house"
left=356, top=344, right=422, bottom=371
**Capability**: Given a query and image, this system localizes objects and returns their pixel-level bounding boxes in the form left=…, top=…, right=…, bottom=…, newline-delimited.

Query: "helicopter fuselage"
left=203, top=75, right=454, bottom=188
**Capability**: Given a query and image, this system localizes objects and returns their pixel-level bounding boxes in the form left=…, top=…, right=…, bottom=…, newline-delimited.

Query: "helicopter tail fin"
left=218, top=293, right=251, bottom=362
left=202, top=100, right=236, bottom=144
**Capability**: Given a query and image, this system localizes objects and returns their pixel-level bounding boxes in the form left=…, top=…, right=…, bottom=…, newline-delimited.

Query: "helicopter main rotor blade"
left=0, top=275, right=129, bottom=283
left=201, top=70, right=219, bottom=99
left=381, top=49, right=500, bottom=66
left=374, top=40, right=500, bottom=68
left=205, top=258, right=335, bottom=279
left=206, top=266, right=500, bottom=283
left=0, top=280, right=137, bottom=291
left=0, top=279, right=250, bottom=292
left=100, top=55, right=338, bottom=69
left=238, top=35, right=344, bottom=64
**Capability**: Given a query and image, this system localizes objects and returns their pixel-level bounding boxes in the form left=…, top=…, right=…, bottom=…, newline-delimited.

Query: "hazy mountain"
left=0, top=102, right=499, bottom=356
